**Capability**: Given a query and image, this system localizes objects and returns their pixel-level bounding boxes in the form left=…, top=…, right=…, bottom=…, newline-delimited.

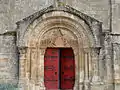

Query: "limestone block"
left=0, top=35, right=18, bottom=88
left=65, top=0, right=110, bottom=29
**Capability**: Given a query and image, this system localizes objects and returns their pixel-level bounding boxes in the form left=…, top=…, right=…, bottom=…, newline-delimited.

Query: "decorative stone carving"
left=17, top=10, right=102, bottom=90
left=40, top=28, right=77, bottom=48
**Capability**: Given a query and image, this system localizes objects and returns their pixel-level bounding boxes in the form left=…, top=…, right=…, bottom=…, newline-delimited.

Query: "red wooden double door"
left=44, top=48, right=75, bottom=90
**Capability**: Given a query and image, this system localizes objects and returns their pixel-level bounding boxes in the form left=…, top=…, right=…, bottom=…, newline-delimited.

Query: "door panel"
left=44, top=48, right=75, bottom=90
left=44, top=48, right=59, bottom=89
left=61, top=48, right=75, bottom=89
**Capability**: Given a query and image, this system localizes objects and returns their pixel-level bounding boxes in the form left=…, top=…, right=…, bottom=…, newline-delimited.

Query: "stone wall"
left=0, top=33, right=18, bottom=89
left=112, top=0, right=120, bottom=33
left=0, top=0, right=15, bottom=34
left=0, top=0, right=120, bottom=90
left=112, top=43, right=120, bottom=90
left=65, top=0, right=110, bottom=30
left=0, top=0, right=120, bottom=33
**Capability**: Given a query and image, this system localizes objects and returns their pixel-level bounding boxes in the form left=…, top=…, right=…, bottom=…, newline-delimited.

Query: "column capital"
left=18, top=46, right=28, bottom=54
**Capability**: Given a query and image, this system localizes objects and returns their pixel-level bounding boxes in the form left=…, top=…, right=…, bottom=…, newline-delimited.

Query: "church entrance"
left=44, top=48, right=75, bottom=90
left=17, top=9, right=102, bottom=90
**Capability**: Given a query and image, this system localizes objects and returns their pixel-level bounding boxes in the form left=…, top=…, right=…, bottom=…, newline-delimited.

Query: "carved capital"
left=18, top=47, right=28, bottom=54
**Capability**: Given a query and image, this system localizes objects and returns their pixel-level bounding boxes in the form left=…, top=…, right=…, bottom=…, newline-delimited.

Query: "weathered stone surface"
left=0, top=0, right=120, bottom=90
left=0, top=35, right=18, bottom=88
left=112, top=1, right=120, bottom=33
left=65, top=0, right=110, bottom=30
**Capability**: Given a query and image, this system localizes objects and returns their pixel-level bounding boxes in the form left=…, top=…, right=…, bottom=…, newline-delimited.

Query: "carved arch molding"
left=17, top=11, right=102, bottom=89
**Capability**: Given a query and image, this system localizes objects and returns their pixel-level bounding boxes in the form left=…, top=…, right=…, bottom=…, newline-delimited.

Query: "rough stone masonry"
left=0, top=0, right=120, bottom=90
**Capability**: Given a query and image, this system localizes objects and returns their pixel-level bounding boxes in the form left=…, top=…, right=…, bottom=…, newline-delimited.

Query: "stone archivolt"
left=18, top=11, right=101, bottom=90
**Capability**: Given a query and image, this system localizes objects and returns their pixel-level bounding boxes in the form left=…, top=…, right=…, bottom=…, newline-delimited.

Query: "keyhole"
left=62, top=72, right=64, bottom=74
left=55, top=72, right=57, bottom=75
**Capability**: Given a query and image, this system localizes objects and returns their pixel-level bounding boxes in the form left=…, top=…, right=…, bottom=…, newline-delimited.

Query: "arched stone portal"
left=17, top=10, right=102, bottom=90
